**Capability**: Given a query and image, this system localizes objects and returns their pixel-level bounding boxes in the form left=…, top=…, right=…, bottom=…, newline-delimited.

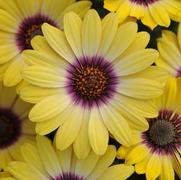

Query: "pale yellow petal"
left=74, top=150, right=99, bottom=177
left=105, top=22, right=137, bottom=61
left=88, top=145, right=116, bottom=179
left=55, top=105, right=83, bottom=150
left=73, top=110, right=91, bottom=159
left=64, top=12, right=83, bottom=58
left=29, top=93, right=70, bottom=122
left=88, top=108, right=109, bottom=155
left=97, top=13, right=118, bottom=57
left=97, top=164, right=134, bottom=180
left=42, top=23, right=75, bottom=63
left=82, top=9, right=101, bottom=56
left=36, top=135, right=62, bottom=177
left=114, top=49, right=158, bottom=76
left=117, top=77, right=163, bottom=99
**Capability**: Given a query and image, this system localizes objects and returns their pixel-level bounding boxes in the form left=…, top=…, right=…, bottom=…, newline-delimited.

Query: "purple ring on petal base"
left=129, top=0, right=159, bottom=6
left=16, top=14, right=57, bottom=51
left=0, top=108, right=22, bottom=149
left=54, top=172, right=84, bottom=180
left=142, top=110, right=181, bottom=155
left=66, top=56, right=118, bottom=109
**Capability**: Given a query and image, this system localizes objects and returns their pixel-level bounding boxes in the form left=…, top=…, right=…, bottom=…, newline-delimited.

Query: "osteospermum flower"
left=0, top=0, right=91, bottom=86
left=7, top=135, right=134, bottom=180
left=157, top=23, right=181, bottom=77
left=0, top=83, right=35, bottom=171
left=104, top=0, right=181, bottom=29
left=20, top=10, right=166, bottom=158
left=117, top=78, right=181, bottom=180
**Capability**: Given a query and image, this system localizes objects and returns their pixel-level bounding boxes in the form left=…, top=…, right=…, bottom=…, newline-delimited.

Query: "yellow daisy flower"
left=0, top=0, right=91, bottom=86
left=7, top=135, right=134, bottom=180
left=117, top=77, right=181, bottom=180
left=20, top=10, right=166, bottom=158
left=0, top=83, right=35, bottom=171
left=104, top=0, right=181, bottom=29
left=157, top=23, right=181, bottom=77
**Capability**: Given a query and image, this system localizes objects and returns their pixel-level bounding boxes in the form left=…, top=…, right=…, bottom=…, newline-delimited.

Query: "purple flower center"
left=142, top=110, right=181, bottom=154
left=16, top=14, right=57, bottom=51
left=0, top=108, right=22, bottom=149
left=66, top=56, right=118, bottom=109
left=54, top=172, right=84, bottom=180
left=129, top=0, right=158, bottom=6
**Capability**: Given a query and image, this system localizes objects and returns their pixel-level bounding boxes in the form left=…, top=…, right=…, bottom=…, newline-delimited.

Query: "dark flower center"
left=149, top=120, right=176, bottom=146
left=142, top=110, right=181, bottom=154
left=16, top=14, right=57, bottom=51
left=0, top=108, right=22, bottom=149
left=66, top=56, right=118, bottom=108
left=54, top=172, right=84, bottom=180
left=73, top=66, right=108, bottom=99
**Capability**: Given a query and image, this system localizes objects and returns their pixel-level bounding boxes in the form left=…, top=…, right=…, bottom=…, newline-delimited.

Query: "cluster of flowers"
left=0, top=0, right=180, bottom=180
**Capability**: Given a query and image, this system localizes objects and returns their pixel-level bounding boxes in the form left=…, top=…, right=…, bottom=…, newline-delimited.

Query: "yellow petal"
left=4, top=56, right=25, bottom=87
left=118, top=31, right=150, bottom=59
left=178, top=23, right=181, bottom=50
left=7, top=162, right=48, bottom=180
left=100, top=102, right=132, bottom=146
left=82, top=9, right=101, bottom=56
left=73, top=110, right=91, bottom=159
left=116, top=1, right=130, bottom=23
left=22, top=66, right=66, bottom=88
left=105, top=22, right=137, bottom=61
left=98, top=13, right=118, bottom=57
left=16, top=0, right=41, bottom=17
left=160, top=156, right=174, bottom=180
left=74, top=150, right=99, bottom=177
left=146, top=153, right=161, bottom=180
left=89, top=145, right=116, bottom=179
left=64, top=12, right=83, bottom=58
left=0, top=9, right=19, bottom=32
left=114, top=49, right=158, bottom=76
left=57, top=1, right=92, bottom=26
left=20, top=84, right=61, bottom=104
left=29, top=93, right=70, bottom=122
left=36, top=135, right=62, bottom=177
left=149, top=2, right=170, bottom=27
left=125, top=144, right=149, bottom=165
left=104, top=0, right=122, bottom=11
left=56, top=146, right=72, bottom=172
left=97, top=164, right=134, bottom=180
left=118, top=77, right=163, bottom=99
left=141, top=10, right=157, bottom=30
left=21, top=143, right=47, bottom=176
left=55, top=105, right=83, bottom=150
left=88, top=108, right=109, bottom=155
left=42, top=23, right=75, bottom=63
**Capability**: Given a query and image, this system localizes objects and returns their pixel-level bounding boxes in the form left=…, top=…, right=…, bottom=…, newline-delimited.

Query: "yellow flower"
left=157, top=23, right=181, bottom=77
left=117, top=77, right=181, bottom=180
left=7, top=135, right=134, bottom=180
left=104, top=0, right=181, bottom=29
left=0, top=0, right=91, bottom=87
left=0, top=83, right=35, bottom=171
left=20, top=10, right=166, bottom=158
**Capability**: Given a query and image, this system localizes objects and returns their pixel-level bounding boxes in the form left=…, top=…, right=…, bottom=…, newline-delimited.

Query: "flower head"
left=0, top=83, right=35, bottom=171
left=117, top=77, right=181, bottom=180
left=20, top=10, right=166, bottom=158
left=7, top=135, right=134, bottom=180
left=0, top=0, right=91, bottom=86
left=104, top=0, right=181, bottom=29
